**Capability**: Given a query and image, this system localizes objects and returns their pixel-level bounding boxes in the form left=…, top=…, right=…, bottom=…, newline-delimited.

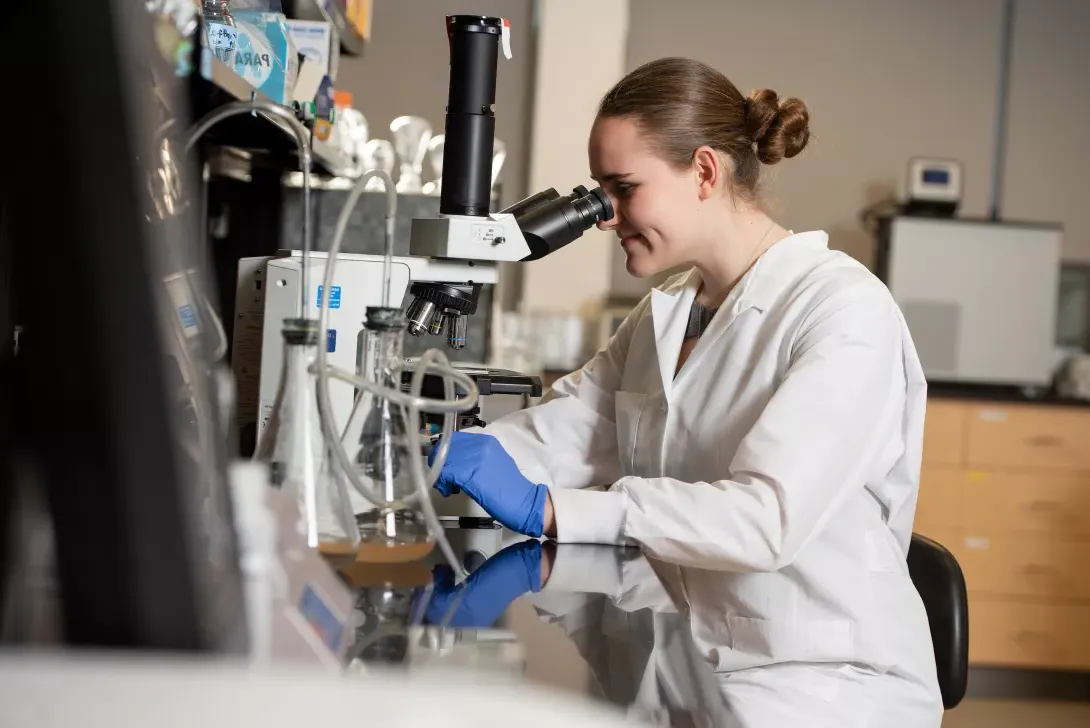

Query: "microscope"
left=234, top=15, right=611, bottom=514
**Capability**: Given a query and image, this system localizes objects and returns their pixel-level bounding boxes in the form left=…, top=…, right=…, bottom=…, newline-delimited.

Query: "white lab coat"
left=481, top=231, right=942, bottom=723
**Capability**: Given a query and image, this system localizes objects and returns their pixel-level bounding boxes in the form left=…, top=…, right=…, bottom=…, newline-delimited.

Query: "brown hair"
left=596, top=57, right=811, bottom=202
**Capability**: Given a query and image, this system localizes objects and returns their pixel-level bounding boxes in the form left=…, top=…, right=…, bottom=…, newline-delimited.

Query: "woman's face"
left=588, top=115, right=705, bottom=278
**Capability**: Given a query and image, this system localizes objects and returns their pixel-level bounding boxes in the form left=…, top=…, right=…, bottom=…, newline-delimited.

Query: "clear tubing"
left=314, top=168, right=476, bottom=577
left=405, top=348, right=464, bottom=580
left=325, top=169, right=398, bottom=308
left=184, top=100, right=314, bottom=317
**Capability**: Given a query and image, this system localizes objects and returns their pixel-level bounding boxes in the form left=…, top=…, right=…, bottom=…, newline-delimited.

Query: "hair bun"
left=744, top=88, right=811, bottom=165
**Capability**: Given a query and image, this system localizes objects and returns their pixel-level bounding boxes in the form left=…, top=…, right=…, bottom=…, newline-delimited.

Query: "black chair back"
left=907, top=533, right=969, bottom=709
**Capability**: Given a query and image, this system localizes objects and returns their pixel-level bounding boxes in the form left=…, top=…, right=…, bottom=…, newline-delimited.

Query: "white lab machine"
left=876, top=216, right=1063, bottom=389
left=232, top=252, right=500, bottom=517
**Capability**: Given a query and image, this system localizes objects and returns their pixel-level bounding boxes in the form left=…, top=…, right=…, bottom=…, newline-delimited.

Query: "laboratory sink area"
left=5, top=1, right=1090, bottom=727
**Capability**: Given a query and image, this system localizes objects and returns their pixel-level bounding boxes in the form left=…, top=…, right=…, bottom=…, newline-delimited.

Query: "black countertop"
left=928, top=381, right=1090, bottom=408
left=329, top=526, right=735, bottom=726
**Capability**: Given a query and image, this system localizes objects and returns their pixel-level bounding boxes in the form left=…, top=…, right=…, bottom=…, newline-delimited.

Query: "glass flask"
left=346, top=307, right=434, bottom=561
left=254, top=318, right=358, bottom=551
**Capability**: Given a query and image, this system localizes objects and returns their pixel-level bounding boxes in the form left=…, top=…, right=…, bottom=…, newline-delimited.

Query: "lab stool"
left=907, top=533, right=969, bottom=709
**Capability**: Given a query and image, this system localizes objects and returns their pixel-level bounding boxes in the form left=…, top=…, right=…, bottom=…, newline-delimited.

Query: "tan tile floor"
left=942, top=700, right=1090, bottom=727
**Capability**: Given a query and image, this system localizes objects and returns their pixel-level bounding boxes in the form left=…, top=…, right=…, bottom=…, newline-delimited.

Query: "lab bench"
left=336, top=530, right=735, bottom=725
left=917, top=395, right=1090, bottom=672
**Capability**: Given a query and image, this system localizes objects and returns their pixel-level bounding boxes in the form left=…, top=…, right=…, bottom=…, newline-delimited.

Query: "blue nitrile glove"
left=428, top=431, right=548, bottom=537
left=421, top=539, right=543, bottom=628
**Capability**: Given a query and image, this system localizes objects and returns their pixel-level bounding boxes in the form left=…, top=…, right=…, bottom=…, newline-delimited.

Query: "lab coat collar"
left=728, top=230, right=830, bottom=313
left=649, top=231, right=830, bottom=397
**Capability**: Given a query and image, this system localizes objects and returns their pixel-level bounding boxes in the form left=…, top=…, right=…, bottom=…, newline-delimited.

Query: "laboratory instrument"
left=341, top=306, right=433, bottom=557
left=403, top=15, right=614, bottom=336
left=391, top=115, right=433, bottom=194
left=875, top=215, right=1062, bottom=389
left=422, top=134, right=445, bottom=196
left=363, top=139, right=395, bottom=190
left=234, top=14, right=610, bottom=526
left=202, top=0, right=238, bottom=64
left=252, top=317, right=356, bottom=549
left=904, top=157, right=963, bottom=217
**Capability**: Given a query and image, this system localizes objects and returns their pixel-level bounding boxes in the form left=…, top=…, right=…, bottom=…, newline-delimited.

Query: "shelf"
left=285, top=0, right=366, bottom=56
left=193, top=47, right=346, bottom=175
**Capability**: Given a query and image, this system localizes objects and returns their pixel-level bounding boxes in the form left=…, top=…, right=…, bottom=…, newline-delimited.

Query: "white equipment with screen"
left=905, top=157, right=963, bottom=217
left=876, top=216, right=1062, bottom=389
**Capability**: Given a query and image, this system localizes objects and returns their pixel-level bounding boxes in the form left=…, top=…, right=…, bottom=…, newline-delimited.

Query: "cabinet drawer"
left=915, top=468, right=965, bottom=535
left=923, top=401, right=968, bottom=467
left=963, top=472, right=1090, bottom=537
left=969, top=599, right=1090, bottom=670
left=966, top=404, right=1090, bottom=472
left=955, top=536, right=1090, bottom=601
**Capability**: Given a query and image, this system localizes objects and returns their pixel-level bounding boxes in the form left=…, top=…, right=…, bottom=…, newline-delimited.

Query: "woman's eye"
left=615, top=184, right=635, bottom=198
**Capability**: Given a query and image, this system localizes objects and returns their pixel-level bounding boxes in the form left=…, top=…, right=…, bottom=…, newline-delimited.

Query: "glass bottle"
left=345, top=307, right=433, bottom=561
left=202, top=0, right=237, bottom=64
left=254, top=318, right=358, bottom=551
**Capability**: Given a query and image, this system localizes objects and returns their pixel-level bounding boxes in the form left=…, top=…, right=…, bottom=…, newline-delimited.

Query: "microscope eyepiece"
left=505, top=185, right=615, bottom=261
left=570, top=186, right=614, bottom=229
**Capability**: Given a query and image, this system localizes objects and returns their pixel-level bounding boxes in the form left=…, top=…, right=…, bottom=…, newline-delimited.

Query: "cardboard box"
left=285, top=18, right=340, bottom=83
left=231, top=11, right=299, bottom=105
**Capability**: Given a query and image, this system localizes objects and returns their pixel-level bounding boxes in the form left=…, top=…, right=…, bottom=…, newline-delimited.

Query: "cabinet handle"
left=1019, top=563, right=1061, bottom=586
left=1013, top=630, right=1061, bottom=656
left=1025, top=435, right=1064, bottom=448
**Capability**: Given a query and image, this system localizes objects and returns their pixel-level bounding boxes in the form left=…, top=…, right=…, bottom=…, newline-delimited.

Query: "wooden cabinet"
left=965, top=403, right=1090, bottom=472
left=918, top=398, right=1090, bottom=671
left=922, top=400, right=968, bottom=467
left=968, top=600, right=1090, bottom=671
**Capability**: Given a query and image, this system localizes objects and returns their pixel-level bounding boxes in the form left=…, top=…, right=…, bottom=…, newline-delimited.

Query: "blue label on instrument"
left=327, top=329, right=337, bottom=353
left=298, top=583, right=343, bottom=652
left=178, top=303, right=198, bottom=329
left=316, top=285, right=341, bottom=309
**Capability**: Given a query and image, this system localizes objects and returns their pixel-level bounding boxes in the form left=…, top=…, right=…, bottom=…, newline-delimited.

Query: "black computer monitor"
left=0, top=1, right=248, bottom=653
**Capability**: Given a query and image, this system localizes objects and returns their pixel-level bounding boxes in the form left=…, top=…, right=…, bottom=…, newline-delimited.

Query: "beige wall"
left=336, top=1, right=1090, bottom=315
left=334, top=0, right=534, bottom=208
left=519, top=0, right=631, bottom=316
left=1001, top=0, right=1090, bottom=261
left=625, top=0, right=1006, bottom=271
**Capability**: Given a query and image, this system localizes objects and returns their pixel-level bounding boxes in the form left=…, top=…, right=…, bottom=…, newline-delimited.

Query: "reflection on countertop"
left=330, top=528, right=951, bottom=727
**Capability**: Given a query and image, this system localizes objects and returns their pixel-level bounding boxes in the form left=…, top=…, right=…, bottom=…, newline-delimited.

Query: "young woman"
left=432, top=58, right=942, bottom=725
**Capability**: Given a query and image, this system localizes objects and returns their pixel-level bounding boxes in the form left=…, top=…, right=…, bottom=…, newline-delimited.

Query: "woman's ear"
left=692, top=146, right=726, bottom=201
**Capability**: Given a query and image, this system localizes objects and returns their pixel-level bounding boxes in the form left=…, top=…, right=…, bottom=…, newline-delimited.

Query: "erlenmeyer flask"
left=344, top=307, right=434, bottom=561
left=254, top=318, right=358, bottom=551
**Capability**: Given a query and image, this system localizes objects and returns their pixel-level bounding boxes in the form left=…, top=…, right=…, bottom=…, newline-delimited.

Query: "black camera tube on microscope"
left=440, top=15, right=503, bottom=218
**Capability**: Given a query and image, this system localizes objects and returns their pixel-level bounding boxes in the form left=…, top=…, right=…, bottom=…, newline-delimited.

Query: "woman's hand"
left=429, top=432, right=550, bottom=538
